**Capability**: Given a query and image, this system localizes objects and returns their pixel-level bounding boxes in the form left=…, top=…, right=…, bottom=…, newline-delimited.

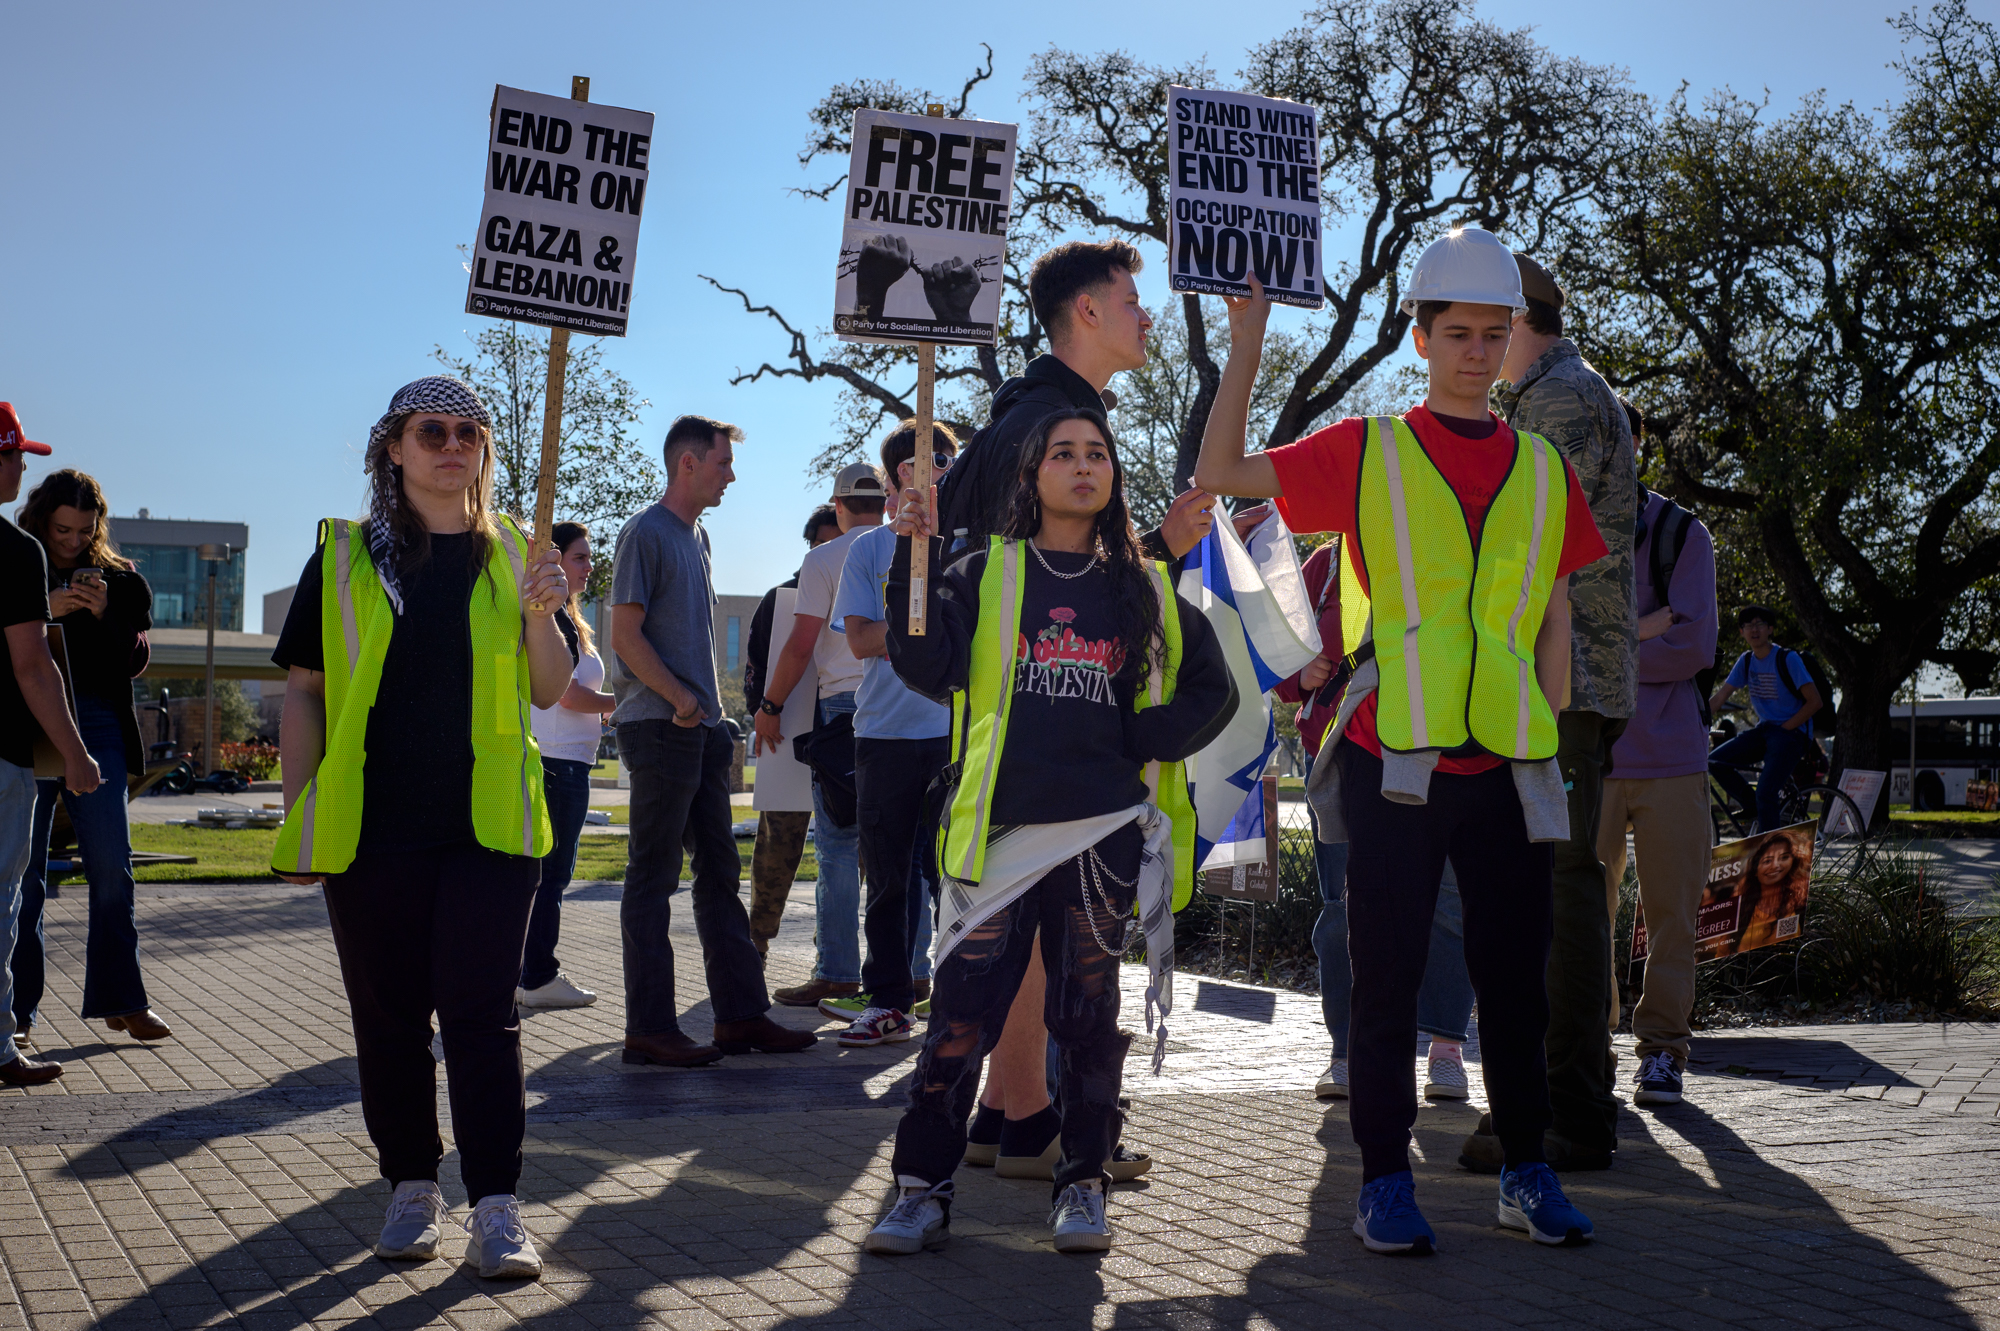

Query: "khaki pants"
left=1600, top=773, right=1711, bottom=1066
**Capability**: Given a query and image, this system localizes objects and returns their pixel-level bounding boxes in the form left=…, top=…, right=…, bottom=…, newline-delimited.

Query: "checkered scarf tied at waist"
left=364, top=376, right=492, bottom=614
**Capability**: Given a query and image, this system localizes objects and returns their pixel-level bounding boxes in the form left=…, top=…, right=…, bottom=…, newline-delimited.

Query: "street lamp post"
left=196, top=543, right=231, bottom=776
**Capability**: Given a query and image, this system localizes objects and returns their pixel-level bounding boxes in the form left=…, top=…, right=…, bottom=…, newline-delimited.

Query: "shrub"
left=217, top=741, right=279, bottom=781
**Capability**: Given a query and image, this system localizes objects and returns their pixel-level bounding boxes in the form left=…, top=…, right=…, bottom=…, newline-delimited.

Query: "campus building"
left=108, top=512, right=250, bottom=631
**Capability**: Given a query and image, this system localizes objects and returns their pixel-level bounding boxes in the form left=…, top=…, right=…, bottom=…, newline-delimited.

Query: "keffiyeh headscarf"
left=366, top=376, right=492, bottom=613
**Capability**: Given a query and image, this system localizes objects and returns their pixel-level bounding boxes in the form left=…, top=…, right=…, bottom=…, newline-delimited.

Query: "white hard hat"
left=1400, top=227, right=1526, bottom=317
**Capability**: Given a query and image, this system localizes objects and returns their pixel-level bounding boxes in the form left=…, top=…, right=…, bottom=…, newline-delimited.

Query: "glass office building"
left=108, top=515, right=250, bottom=631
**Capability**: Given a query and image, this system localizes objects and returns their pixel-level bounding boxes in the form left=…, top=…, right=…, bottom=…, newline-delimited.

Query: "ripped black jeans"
left=891, top=821, right=1141, bottom=1195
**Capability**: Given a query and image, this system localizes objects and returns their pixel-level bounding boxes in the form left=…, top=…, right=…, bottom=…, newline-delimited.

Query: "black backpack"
left=1773, top=646, right=1836, bottom=738
left=1643, top=495, right=1717, bottom=724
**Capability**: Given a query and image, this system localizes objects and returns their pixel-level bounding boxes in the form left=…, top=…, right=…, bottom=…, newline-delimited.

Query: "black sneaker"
left=1634, top=1052, right=1684, bottom=1105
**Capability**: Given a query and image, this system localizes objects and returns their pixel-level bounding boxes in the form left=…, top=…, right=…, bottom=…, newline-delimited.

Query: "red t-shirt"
left=1268, top=405, right=1609, bottom=773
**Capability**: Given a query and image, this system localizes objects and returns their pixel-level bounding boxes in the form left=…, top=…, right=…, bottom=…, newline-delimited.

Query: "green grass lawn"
left=110, top=820, right=814, bottom=885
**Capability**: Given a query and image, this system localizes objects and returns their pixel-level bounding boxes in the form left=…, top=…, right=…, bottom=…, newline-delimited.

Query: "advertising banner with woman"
left=1633, top=823, right=1814, bottom=964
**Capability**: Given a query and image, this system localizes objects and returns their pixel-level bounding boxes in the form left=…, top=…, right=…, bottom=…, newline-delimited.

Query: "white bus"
left=1888, top=696, right=2000, bottom=810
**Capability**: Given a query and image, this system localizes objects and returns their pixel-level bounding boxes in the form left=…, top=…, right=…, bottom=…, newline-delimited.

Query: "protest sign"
left=1200, top=776, right=1280, bottom=903
left=1166, top=87, right=1325, bottom=310
left=833, top=108, right=1018, bottom=347
left=466, top=83, right=654, bottom=338
left=750, top=588, right=817, bottom=814
left=1634, top=822, right=1814, bottom=965
left=1826, top=768, right=1886, bottom=837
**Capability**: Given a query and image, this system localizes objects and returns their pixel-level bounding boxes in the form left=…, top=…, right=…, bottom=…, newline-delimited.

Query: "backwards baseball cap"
left=832, top=461, right=887, bottom=498
left=0, top=403, right=52, bottom=456
left=1513, top=253, right=1565, bottom=311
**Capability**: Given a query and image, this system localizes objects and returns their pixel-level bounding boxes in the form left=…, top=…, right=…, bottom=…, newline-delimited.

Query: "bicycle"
left=1707, top=715, right=1870, bottom=865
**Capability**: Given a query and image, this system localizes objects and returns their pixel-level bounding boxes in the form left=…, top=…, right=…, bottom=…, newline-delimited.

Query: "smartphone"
left=70, top=567, right=104, bottom=589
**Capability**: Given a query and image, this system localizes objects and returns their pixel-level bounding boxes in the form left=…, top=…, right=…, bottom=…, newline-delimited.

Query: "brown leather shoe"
left=712, top=1015, right=818, bottom=1055
left=106, top=1009, right=173, bottom=1041
left=772, top=979, right=859, bottom=1007
left=0, top=1055, right=63, bottom=1086
left=622, top=1032, right=724, bottom=1067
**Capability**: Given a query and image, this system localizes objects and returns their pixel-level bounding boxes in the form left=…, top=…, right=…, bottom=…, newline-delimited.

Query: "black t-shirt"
left=273, top=533, right=481, bottom=853
left=48, top=565, right=151, bottom=704
left=0, top=517, right=51, bottom=768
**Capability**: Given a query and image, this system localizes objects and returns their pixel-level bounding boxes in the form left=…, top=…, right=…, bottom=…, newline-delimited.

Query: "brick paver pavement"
left=5, top=878, right=2000, bottom=1328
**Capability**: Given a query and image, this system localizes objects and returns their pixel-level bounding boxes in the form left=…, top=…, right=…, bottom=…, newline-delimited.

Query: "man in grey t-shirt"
left=607, top=414, right=816, bottom=1067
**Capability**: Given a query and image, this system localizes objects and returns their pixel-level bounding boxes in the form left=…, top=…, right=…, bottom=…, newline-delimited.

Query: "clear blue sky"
left=3, top=0, right=1944, bottom=616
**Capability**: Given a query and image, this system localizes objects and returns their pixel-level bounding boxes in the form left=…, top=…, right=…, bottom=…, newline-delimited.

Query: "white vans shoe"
left=864, top=1179, right=953, bottom=1255
left=518, top=973, right=598, bottom=1011
left=1316, top=1057, right=1349, bottom=1100
left=1050, top=1181, right=1112, bottom=1253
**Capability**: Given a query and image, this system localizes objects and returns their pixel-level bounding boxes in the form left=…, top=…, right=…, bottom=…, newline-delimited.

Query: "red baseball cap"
left=0, top=403, right=52, bottom=456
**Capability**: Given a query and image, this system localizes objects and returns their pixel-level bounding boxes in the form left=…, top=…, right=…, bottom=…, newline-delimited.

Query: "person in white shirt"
left=752, top=463, right=886, bottom=1007
left=519, top=523, right=615, bottom=1011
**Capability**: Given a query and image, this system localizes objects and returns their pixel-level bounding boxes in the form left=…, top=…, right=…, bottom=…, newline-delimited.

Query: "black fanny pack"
left=793, top=710, right=858, bottom=828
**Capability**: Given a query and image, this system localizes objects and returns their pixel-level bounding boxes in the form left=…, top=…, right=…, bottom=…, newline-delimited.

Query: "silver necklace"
left=1031, top=540, right=1098, bottom=580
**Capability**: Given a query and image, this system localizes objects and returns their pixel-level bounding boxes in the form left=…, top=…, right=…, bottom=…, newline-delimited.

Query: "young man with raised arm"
left=1193, top=230, right=1608, bottom=1254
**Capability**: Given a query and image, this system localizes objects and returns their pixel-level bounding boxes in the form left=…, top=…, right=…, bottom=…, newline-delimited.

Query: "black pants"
left=856, top=736, right=948, bottom=1014
left=1338, top=740, right=1554, bottom=1181
left=617, top=720, right=769, bottom=1035
left=322, top=842, right=539, bottom=1204
left=1546, top=711, right=1626, bottom=1151
left=892, top=821, right=1140, bottom=1194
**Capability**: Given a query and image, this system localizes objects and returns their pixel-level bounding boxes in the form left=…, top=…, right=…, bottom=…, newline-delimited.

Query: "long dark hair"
left=16, top=469, right=132, bottom=572
left=551, top=520, right=594, bottom=655
left=999, top=407, right=1161, bottom=688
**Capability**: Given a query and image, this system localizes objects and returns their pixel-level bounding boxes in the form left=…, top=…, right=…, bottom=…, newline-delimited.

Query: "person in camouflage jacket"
left=1461, top=253, right=1638, bottom=1177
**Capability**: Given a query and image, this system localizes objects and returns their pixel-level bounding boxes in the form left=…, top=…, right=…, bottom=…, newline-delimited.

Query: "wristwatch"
left=758, top=698, right=783, bottom=717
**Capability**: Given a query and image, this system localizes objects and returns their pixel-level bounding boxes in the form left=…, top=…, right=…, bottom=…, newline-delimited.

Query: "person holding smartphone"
left=12, top=469, right=169, bottom=1046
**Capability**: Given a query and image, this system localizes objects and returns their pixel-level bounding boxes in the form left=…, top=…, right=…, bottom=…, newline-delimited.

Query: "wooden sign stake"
left=531, top=74, right=590, bottom=572
left=906, top=102, right=946, bottom=636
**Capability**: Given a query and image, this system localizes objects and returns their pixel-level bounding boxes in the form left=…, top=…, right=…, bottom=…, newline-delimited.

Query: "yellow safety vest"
left=939, top=538, right=1199, bottom=910
left=273, top=516, right=552, bottom=874
left=1354, top=415, right=1567, bottom=761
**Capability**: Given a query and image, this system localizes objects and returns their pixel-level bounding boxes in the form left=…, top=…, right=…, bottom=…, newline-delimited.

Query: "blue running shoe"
left=1353, top=1171, right=1436, bottom=1254
left=1498, top=1163, right=1594, bottom=1246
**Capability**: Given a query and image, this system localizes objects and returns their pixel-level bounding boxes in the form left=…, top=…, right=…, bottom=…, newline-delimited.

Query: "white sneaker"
left=1316, top=1057, right=1349, bottom=1100
left=374, top=1180, right=446, bottom=1260
left=1424, top=1048, right=1471, bottom=1101
left=864, top=1179, right=953, bottom=1255
left=1050, top=1181, right=1112, bottom=1253
left=464, top=1195, right=541, bottom=1279
left=518, top=973, right=598, bottom=1010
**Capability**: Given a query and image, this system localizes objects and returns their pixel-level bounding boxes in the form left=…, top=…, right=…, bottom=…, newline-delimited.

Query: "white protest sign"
left=834, top=109, right=1018, bottom=347
left=466, top=85, right=653, bottom=337
left=1166, top=87, right=1325, bottom=310
left=751, top=589, right=817, bottom=813
left=1827, top=768, right=1886, bottom=837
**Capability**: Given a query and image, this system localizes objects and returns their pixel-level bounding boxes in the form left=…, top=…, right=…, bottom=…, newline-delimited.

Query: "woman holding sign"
left=863, top=407, right=1235, bottom=1256
left=271, top=377, right=570, bottom=1281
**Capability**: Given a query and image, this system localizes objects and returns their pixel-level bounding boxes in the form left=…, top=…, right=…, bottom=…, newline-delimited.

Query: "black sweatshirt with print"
left=886, top=536, right=1237, bottom=827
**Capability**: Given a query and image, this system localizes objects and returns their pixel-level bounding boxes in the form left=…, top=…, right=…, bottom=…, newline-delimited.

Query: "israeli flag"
left=1178, top=508, right=1322, bottom=870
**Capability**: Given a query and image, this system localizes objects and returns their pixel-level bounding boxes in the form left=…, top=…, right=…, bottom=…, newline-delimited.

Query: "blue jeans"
left=0, top=758, right=36, bottom=1063
left=811, top=692, right=863, bottom=985
left=13, top=695, right=147, bottom=1024
left=1710, top=722, right=1807, bottom=833
left=521, top=758, right=591, bottom=991
left=1310, top=804, right=1475, bottom=1057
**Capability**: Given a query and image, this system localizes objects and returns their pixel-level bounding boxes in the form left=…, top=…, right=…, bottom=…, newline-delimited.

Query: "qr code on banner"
left=1776, top=915, right=1800, bottom=940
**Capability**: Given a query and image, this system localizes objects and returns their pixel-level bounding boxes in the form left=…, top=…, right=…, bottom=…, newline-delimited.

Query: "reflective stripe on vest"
left=272, top=516, right=552, bottom=874
left=1357, top=415, right=1566, bottom=761
left=941, top=539, right=1198, bottom=908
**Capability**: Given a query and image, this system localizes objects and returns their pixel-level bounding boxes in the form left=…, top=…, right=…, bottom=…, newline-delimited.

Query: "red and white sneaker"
left=838, top=1007, right=914, bottom=1047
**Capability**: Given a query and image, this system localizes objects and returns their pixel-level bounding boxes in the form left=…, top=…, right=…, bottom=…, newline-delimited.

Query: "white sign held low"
left=1166, top=86, right=1325, bottom=310
left=466, top=84, right=654, bottom=337
left=834, top=108, right=1018, bottom=347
